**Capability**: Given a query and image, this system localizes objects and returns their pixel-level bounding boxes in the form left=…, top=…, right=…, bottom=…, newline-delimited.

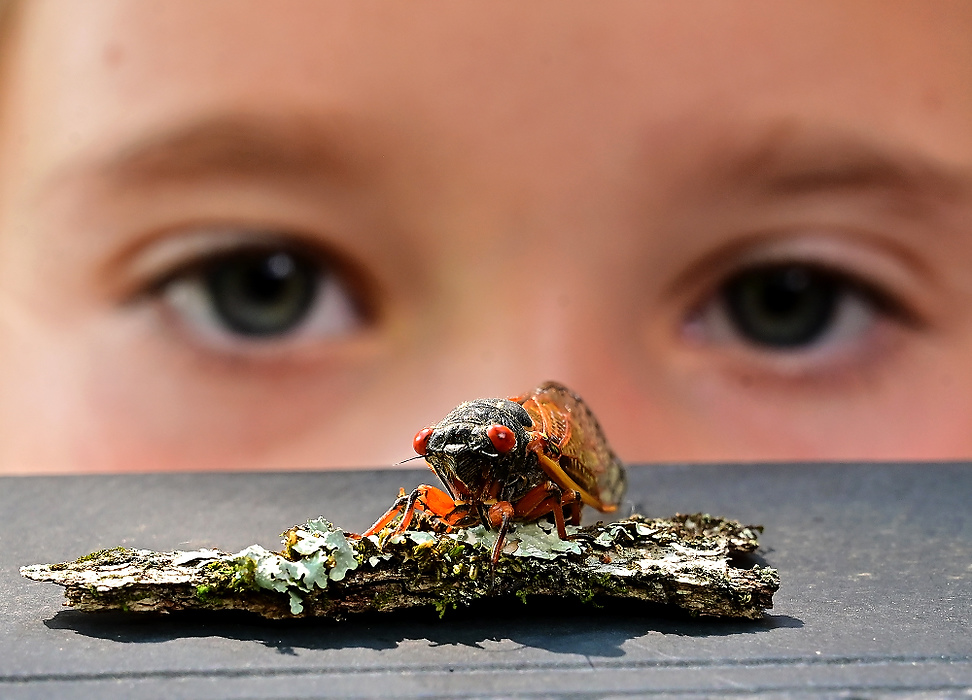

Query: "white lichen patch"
left=21, top=549, right=197, bottom=592
left=452, top=522, right=584, bottom=560
left=592, top=521, right=658, bottom=548
left=380, top=521, right=583, bottom=560
left=237, top=518, right=358, bottom=614
left=171, top=549, right=222, bottom=566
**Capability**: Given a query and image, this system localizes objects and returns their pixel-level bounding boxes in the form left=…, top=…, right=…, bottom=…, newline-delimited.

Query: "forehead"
left=6, top=0, right=972, bottom=179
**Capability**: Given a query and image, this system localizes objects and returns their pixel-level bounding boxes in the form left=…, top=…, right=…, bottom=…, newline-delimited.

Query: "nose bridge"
left=413, top=221, right=623, bottom=403
left=450, top=279, right=582, bottom=391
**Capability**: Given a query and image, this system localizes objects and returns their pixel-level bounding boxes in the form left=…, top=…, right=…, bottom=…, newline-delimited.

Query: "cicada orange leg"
left=483, top=481, right=581, bottom=569
left=360, top=484, right=475, bottom=538
left=362, top=481, right=581, bottom=581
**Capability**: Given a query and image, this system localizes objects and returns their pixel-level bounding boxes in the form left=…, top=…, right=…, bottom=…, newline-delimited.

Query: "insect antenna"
left=395, top=454, right=427, bottom=465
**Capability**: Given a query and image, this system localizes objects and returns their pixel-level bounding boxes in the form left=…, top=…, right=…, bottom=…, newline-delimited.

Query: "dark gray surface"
left=1, top=462, right=970, bottom=699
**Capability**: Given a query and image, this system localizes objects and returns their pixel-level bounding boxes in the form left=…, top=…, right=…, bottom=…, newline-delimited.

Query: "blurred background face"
left=1, top=0, right=972, bottom=473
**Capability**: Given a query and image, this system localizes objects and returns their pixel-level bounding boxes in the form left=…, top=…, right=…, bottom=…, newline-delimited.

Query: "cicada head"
left=416, top=398, right=535, bottom=502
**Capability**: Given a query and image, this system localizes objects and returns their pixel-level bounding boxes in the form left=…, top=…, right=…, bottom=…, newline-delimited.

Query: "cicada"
left=362, top=381, right=626, bottom=567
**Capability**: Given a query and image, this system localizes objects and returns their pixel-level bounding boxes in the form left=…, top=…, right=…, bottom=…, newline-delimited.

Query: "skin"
left=1, top=0, right=972, bottom=474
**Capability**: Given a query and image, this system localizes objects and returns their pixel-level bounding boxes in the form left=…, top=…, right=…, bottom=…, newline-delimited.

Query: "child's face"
left=1, top=1, right=971, bottom=473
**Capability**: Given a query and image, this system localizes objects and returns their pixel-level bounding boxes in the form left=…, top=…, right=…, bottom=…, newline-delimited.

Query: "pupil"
left=205, top=250, right=318, bottom=337
left=724, top=264, right=838, bottom=348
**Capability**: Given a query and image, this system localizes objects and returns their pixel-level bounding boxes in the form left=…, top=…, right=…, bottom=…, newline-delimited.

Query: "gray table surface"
left=1, top=462, right=970, bottom=699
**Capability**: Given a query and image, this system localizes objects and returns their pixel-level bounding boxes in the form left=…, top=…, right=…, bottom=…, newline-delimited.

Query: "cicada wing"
left=516, top=381, right=627, bottom=511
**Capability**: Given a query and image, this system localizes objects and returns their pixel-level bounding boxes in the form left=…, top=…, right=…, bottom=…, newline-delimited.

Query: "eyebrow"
left=82, top=114, right=370, bottom=190
left=719, top=123, right=971, bottom=214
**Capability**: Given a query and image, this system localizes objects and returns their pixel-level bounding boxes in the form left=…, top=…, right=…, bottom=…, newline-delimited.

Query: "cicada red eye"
left=413, top=427, right=434, bottom=456
left=486, top=424, right=516, bottom=454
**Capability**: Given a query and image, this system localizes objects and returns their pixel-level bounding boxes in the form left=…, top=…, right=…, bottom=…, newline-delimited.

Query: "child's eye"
left=721, top=264, right=861, bottom=349
left=158, top=244, right=364, bottom=346
left=688, top=262, right=907, bottom=356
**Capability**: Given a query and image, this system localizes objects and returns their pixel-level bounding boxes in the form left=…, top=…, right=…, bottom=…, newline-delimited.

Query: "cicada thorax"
left=421, top=398, right=547, bottom=511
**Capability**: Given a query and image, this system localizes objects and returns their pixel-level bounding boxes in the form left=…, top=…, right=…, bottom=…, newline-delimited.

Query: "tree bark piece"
left=21, top=513, right=779, bottom=620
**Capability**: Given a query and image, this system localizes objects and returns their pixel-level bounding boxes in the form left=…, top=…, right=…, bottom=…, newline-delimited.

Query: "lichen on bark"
left=21, top=513, right=779, bottom=620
